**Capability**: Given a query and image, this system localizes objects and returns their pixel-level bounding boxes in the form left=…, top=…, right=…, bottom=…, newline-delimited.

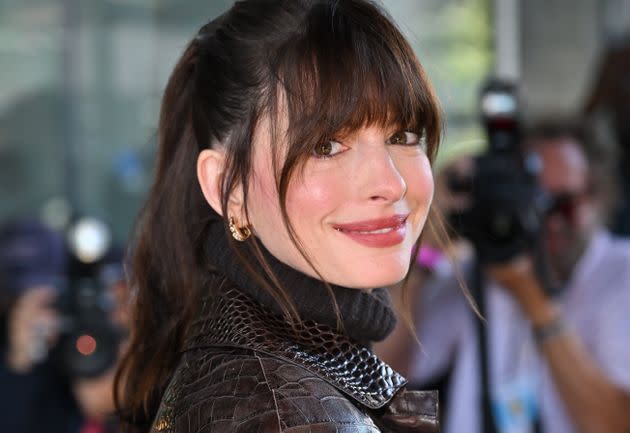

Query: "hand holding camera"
left=2, top=217, right=126, bottom=379
left=6, top=286, right=60, bottom=373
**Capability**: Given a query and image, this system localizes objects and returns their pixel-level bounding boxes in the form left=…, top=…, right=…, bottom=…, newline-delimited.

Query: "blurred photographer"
left=377, top=108, right=630, bottom=433
left=0, top=219, right=127, bottom=433
left=484, top=120, right=630, bottom=433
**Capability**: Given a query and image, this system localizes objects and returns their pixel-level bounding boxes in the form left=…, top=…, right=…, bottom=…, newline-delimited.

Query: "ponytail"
left=114, top=41, right=215, bottom=432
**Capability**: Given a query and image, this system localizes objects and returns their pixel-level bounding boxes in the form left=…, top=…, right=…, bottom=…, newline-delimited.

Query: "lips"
left=332, top=215, right=408, bottom=248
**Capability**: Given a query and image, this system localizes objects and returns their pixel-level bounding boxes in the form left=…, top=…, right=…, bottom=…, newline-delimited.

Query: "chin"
left=341, top=265, right=409, bottom=290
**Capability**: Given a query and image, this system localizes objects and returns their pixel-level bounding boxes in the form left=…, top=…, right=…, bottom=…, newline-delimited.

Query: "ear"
left=197, top=149, right=226, bottom=216
left=197, top=149, right=245, bottom=218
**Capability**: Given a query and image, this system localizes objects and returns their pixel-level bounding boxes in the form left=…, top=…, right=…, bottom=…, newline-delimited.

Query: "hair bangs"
left=271, top=0, right=442, bottom=165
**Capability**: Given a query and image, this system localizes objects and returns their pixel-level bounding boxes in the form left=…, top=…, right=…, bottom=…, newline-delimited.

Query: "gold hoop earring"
left=228, top=217, right=251, bottom=242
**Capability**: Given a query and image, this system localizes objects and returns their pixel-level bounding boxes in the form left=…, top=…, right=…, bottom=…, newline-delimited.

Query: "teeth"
left=354, top=227, right=395, bottom=235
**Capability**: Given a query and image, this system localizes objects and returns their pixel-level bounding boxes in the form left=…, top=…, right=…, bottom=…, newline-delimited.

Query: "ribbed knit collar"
left=205, top=222, right=396, bottom=345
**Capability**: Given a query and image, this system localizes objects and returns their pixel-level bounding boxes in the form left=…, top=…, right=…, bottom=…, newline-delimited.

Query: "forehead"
left=533, top=137, right=588, bottom=192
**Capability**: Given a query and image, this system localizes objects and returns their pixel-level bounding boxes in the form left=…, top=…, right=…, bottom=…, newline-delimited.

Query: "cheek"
left=403, top=156, right=435, bottom=211
left=285, top=168, right=345, bottom=232
left=576, top=201, right=598, bottom=231
left=400, top=155, right=434, bottom=242
left=248, top=158, right=283, bottom=233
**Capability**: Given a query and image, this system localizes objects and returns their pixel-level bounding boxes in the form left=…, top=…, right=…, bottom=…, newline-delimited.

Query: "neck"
left=205, top=222, right=396, bottom=344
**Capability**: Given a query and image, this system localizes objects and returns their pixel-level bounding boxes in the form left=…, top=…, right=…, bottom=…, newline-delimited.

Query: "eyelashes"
left=386, top=131, right=420, bottom=146
left=312, top=140, right=347, bottom=158
left=312, top=130, right=425, bottom=160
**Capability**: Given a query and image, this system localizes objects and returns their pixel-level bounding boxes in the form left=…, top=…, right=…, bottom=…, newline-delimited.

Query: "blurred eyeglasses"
left=546, top=192, right=587, bottom=224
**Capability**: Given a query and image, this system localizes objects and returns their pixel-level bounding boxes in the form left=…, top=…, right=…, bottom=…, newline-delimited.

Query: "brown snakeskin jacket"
left=150, top=278, right=439, bottom=433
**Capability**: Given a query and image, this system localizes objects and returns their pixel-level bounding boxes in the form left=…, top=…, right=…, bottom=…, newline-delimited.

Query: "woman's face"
left=246, top=117, right=434, bottom=289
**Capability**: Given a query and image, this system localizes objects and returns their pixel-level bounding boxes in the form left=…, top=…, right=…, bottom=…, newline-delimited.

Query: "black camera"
left=51, top=217, right=124, bottom=379
left=451, top=79, right=549, bottom=264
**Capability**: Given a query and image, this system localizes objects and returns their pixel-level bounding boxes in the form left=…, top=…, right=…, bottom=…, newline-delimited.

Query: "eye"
left=312, top=140, right=347, bottom=158
left=387, top=131, right=420, bottom=146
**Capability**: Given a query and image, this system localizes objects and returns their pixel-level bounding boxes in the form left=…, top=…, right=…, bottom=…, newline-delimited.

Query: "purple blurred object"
left=0, top=219, right=67, bottom=294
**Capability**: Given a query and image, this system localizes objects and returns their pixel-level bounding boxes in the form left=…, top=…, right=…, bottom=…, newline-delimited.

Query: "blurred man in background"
left=377, top=120, right=630, bottom=433
left=486, top=121, right=630, bottom=433
left=0, top=219, right=127, bottom=433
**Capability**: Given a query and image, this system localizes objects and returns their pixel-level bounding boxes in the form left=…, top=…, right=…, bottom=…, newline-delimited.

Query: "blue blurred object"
left=0, top=219, right=66, bottom=295
left=114, top=150, right=147, bottom=193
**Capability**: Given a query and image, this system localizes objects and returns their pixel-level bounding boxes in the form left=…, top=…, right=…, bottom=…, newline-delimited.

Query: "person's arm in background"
left=72, top=368, right=118, bottom=421
left=489, top=256, right=630, bottom=433
left=5, top=286, right=59, bottom=373
left=1, top=286, right=79, bottom=433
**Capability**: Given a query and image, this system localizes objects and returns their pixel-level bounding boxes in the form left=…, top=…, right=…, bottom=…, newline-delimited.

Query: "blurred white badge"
left=492, top=374, right=539, bottom=433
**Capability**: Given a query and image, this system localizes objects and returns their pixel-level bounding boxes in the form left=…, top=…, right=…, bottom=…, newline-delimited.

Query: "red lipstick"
left=332, top=215, right=408, bottom=248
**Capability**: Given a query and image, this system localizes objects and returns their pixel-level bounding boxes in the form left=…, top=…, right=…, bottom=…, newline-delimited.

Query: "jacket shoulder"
left=151, top=347, right=381, bottom=433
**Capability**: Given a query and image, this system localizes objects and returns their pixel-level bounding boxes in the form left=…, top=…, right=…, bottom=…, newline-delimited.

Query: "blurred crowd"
left=1, top=22, right=629, bottom=433
left=0, top=218, right=128, bottom=433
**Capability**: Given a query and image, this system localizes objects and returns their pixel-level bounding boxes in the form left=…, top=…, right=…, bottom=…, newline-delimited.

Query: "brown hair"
left=114, top=1, right=442, bottom=431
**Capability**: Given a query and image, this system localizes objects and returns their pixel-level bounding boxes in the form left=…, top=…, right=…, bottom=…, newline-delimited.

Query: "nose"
left=358, top=146, right=407, bottom=203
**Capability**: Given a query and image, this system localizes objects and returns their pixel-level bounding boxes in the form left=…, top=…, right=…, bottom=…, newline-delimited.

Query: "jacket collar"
left=185, top=275, right=406, bottom=409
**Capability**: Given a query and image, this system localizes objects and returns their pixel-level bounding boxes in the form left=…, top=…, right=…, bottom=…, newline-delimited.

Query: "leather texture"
left=150, top=276, right=439, bottom=433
